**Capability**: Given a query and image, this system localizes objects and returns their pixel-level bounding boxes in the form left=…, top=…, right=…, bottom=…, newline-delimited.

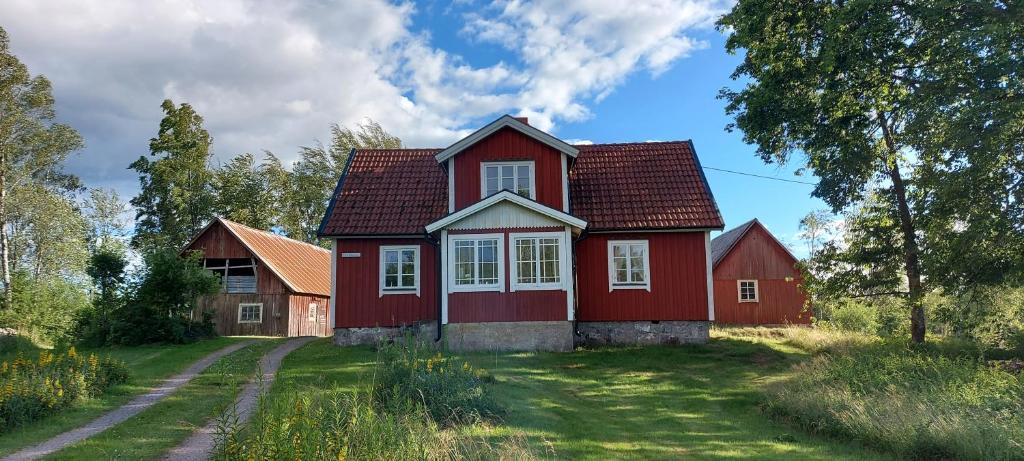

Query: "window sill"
left=511, top=284, right=565, bottom=291
left=238, top=320, right=262, bottom=324
left=380, top=289, right=419, bottom=297
left=449, top=285, right=503, bottom=293
left=739, top=299, right=759, bottom=303
left=609, top=284, right=651, bottom=292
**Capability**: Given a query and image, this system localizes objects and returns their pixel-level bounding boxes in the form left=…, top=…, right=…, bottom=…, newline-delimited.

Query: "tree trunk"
left=0, top=164, right=10, bottom=310
left=879, top=111, right=926, bottom=343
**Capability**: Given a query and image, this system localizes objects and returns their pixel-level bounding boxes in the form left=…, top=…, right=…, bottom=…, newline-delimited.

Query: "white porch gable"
left=425, top=190, right=587, bottom=233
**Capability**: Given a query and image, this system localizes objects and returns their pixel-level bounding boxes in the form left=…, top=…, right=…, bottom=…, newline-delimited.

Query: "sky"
left=1, top=0, right=828, bottom=257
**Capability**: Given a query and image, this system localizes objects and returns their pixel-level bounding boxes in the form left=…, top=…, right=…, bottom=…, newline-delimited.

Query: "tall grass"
left=0, top=347, right=129, bottom=432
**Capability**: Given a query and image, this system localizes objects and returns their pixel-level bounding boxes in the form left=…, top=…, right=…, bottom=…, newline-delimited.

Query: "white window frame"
left=308, top=302, right=318, bottom=321
left=379, top=245, right=420, bottom=297
left=738, top=279, right=759, bottom=303
left=237, top=303, right=263, bottom=324
left=447, top=233, right=505, bottom=293
left=607, top=240, right=651, bottom=292
left=509, top=231, right=567, bottom=291
left=480, top=161, right=536, bottom=199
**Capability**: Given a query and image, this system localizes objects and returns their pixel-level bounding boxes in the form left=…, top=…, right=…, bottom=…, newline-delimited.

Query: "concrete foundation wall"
left=576, top=321, right=709, bottom=346
left=445, top=321, right=573, bottom=352
left=333, top=321, right=437, bottom=346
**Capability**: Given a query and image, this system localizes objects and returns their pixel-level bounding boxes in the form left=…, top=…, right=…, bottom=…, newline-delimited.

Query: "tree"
left=7, top=184, right=89, bottom=279
left=83, top=187, right=130, bottom=253
left=212, top=152, right=277, bottom=230
left=0, top=26, right=84, bottom=306
left=718, top=0, right=1023, bottom=343
left=130, top=99, right=215, bottom=252
left=798, top=210, right=832, bottom=258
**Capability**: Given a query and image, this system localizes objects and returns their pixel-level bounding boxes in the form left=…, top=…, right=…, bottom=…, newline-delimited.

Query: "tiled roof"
left=569, top=141, right=724, bottom=231
left=319, top=141, right=723, bottom=236
left=319, top=149, right=447, bottom=236
left=710, top=219, right=758, bottom=267
left=219, top=218, right=331, bottom=296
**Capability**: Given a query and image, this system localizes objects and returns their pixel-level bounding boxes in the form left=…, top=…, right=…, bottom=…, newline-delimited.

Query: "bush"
left=0, top=271, right=91, bottom=347
left=0, top=347, right=129, bottom=432
left=374, top=340, right=503, bottom=426
left=763, top=340, right=1024, bottom=460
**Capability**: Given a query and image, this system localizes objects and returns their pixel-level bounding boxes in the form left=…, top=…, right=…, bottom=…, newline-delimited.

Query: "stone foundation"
left=333, top=321, right=437, bottom=346
left=444, top=321, right=573, bottom=352
left=576, top=321, right=709, bottom=346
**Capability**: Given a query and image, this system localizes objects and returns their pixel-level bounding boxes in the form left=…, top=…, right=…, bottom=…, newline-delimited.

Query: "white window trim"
left=480, top=161, right=536, bottom=200
left=237, top=303, right=263, bottom=324
left=447, top=233, right=505, bottom=293
left=509, top=231, right=567, bottom=291
left=379, top=245, right=421, bottom=297
left=607, top=240, right=652, bottom=292
left=308, top=302, right=318, bottom=321
left=738, top=279, right=759, bottom=303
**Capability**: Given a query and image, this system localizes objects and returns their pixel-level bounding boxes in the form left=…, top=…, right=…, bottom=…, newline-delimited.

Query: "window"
left=379, top=246, right=419, bottom=296
left=238, top=303, right=262, bottom=323
left=205, top=258, right=257, bottom=293
left=448, top=234, right=504, bottom=292
left=738, top=280, right=759, bottom=302
left=482, top=162, right=534, bottom=199
left=308, top=303, right=318, bottom=321
left=608, top=240, right=651, bottom=291
left=511, top=233, right=563, bottom=290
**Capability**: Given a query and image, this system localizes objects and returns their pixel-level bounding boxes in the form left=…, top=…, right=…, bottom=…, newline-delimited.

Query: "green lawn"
left=0, top=337, right=254, bottom=457
left=44, top=339, right=281, bottom=460
left=267, top=335, right=893, bottom=460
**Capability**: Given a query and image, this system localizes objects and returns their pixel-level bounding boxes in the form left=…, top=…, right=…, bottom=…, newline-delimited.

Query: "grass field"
left=267, top=334, right=893, bottom=460
left=0, top=337, right=258, bottom=457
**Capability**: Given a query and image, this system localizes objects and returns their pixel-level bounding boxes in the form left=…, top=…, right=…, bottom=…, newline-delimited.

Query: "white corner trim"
left=564, top=226, right=575, bottom=321
left=440, top=230, right=449, bottom=324
left=446, top=232, right=505, bottom=293
left=479, top=161, right=536, bottom=200
left=447, top=159, right=455, bottom=213
left=425, top=190, right=586, bottom=233
left=329, top=239, right=337, bottom=330
left=508, top=231, right=567, bottom=292
left=560, top=153, right=569, bottom=213
left=378, top=245, right=421, bottom=298
left=607, top=240, right=652, bottom=292
left=705, top=232, right=715, bottom=321
left=434, top=115, right=579, bottom=163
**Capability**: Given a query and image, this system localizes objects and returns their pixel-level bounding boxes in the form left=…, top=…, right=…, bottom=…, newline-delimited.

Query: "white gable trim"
left=433, top=115, right=579, bottom=163
left=425, top=191, right=587, bottom=233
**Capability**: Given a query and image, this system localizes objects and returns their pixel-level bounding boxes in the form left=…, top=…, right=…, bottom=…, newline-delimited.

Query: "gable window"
left=238, top=303, right=262, bottom=323
left=449, top=234, right=504, bottom=292
left=738, top=280, right=759, bottom=302
left=511, top=233, right=563, bottom=290
left=379, top=246, right=419, bottom=296
left=608, top=240, right=651, bottom=291
left=205, top=258, right=257, bottom=294
left=482, top=162, right=534, bottom=199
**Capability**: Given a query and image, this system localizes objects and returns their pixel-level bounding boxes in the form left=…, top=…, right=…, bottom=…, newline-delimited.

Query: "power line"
left=702, top=166, right=818, bottom=185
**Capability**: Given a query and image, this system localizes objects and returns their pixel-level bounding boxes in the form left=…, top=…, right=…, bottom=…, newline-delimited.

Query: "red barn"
left=710, top=219, right=810, bottom=325
left=319, top=115, right=724, bottom=350
left=184, top=218, right=332, bottom=337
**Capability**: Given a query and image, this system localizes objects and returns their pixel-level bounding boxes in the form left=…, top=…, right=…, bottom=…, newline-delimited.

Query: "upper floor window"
left=607, top=240, right=651, bottom=291
left=482, top=162, right=534, bottom=199
left=379, top=246, right=419, bottom=296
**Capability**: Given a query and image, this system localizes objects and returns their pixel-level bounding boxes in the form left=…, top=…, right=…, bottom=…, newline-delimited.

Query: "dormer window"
left=482, top=161, right=535, bottom=199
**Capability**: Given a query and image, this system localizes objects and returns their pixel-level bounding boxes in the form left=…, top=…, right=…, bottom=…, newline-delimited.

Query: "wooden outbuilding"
left=184, top=217, right=332, bottom=337
left=710, top=219, right=810, bottom=325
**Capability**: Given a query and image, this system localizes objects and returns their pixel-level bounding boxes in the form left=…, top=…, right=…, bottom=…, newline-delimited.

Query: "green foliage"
left=763, top=339, right=1024, bottom=460
left=0, top=347, right=129, bottom=433
left=0, top=271, right=90, bottom=346
left=130, top=99, right=215, bottom=252
left=212, top=152, right=278, bottom=230
left=7, top=185, right=90, bottom=279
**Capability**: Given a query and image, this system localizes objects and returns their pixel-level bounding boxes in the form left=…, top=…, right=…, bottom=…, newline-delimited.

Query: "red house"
left=319, top=116, right=724, bottom=351
left=710, top=219, right=810, bottom=325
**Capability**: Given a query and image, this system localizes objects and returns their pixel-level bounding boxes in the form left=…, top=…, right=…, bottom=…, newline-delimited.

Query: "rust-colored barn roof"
left=318, top=141, right=723, bottom=236
left=188, top=218, right=331, bottom=296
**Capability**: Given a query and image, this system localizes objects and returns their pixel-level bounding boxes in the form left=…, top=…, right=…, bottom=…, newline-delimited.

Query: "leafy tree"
left=718, top=0, right=1023, bottom=342
left=0, top=270, right=90, bottom=346
left=798, top=210, right=832, bottom=258
left=212, top=152, right=277, bottom=229
left=130, top=99, right=215, bottom=252
left=7, top=185, right=89, bottom=280
left=83, top=187, right=130, bottom=253
left=0, top=26, right=84, bottom=306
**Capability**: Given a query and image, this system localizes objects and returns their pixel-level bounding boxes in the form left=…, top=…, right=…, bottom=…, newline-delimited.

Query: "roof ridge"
left=219, top=217, right=329, bottom=254
left=576, top=140, right=692, bottom=147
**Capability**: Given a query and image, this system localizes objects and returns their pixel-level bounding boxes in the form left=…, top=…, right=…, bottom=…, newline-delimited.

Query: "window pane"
left=478, top=241, right=496, bottom=262
left=479, top=260, right=497, bottom=284
left=613, top=245, right=626, bottom=258
left=401, top=262, right=415, bottom=280
left=616, top=268, right=629, bottom=283
left=517, top=261, right=535, bottom=283
left=401, top=250, right=415, bottom=263
left=401, top=274, right=415, bottom=287
left=541, top=259, right=559, bottom=283
left=630, top=269, right=645, bottom=282
left=385, top=274, right=398, bottom=287
left=501, top=165, right=514, bottom=178
left=384, top=250, right=399, bottom=263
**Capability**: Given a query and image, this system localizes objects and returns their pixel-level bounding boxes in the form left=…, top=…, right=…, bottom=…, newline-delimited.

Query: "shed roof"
left=710, top=219, right=799, bottom=268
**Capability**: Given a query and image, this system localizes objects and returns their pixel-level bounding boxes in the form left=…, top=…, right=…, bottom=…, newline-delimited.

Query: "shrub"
left=374, top=340, right=502, bottom=426
left=0, top=271, right=91, bottom=347
left=0, top=347, right=129, bottom=432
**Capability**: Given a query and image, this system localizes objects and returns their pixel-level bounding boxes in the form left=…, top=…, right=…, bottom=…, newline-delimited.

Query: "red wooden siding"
left=288, top=294, right=331, bottom=336
left=575, top=232, right=710, bottom=321
left=452, top=127, right=564, bottom=211
left=713, top=224, right=810, bottom=324
left=185, top=221, right=287, bottom=294
left=447, top=227, right=567, bottom=323
left=335, top=238, right=438, bottom=328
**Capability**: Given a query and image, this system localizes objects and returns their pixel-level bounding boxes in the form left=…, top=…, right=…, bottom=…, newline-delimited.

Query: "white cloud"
left=0, top=0, right=727, bottom=197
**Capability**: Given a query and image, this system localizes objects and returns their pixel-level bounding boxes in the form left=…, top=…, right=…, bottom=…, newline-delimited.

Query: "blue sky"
left=1, top=0, right=826, bottom=255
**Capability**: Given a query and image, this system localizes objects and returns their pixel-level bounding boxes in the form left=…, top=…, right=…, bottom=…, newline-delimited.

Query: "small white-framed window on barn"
left=238, top=303, right=263, bottom=323
left=738, top=280, right=759, bottom=303
left=481, top=162, right=535, bottom=199
left=607, top=240, right=651, bottom=291
left=308, top=303, right=318, bottom=321
left=379, top=246, right=420, bottom=297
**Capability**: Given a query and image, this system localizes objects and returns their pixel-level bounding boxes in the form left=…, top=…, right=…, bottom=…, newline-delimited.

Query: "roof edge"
left=687, top=139, right=725, bottom=229
left=318, top=148, right=357, bottom=238
left=425, top=190, right=587, bottom=233
left=434, top=115, right=579, bottom=163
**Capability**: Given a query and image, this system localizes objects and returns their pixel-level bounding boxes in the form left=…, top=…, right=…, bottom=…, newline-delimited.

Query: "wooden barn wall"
left=713, top=224, right=809, bottom=325
left=575, top=232, right=710, bottom=322
left=195, top=293, right=290, bottom=336
left=335, top=238, right=438, bottom=328
left=184, top=221, right=287, bottom=294
left=452, top=127, right=565, bottom=211
left=287, top=294, right=331, bottom=337
left=447, top=227, right=567, bottom=323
